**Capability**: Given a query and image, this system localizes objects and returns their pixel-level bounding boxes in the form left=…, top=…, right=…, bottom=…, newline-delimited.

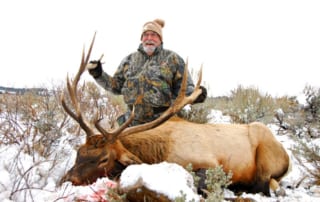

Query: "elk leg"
left=195, top=168, right=208, bottom=198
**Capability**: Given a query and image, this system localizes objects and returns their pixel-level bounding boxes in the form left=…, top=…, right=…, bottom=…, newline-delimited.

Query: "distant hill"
left=0, top=86, right=47, bottom=95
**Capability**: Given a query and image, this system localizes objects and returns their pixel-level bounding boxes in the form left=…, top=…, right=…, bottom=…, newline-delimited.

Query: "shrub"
left=178, top=103, right=211, bottom=124
left=223, top=85, right=275, bottom=124
left=288, top=85, right=320, bottom=186
left=291, top=137, right=320, bottom=185
left=185, top=163, right=232, bottom=202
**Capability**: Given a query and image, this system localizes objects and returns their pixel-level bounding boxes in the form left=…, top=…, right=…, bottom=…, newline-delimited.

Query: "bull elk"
left=60, top=33, right=290, bottom=198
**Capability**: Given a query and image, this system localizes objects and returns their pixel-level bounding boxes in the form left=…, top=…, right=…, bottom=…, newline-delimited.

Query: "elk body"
left=60, top=34, right=290, bottom=197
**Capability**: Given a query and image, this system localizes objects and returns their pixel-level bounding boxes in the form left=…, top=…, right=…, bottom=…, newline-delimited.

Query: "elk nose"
left=60, top=174, right=82, bottom=186
left=59, top=175, right=68, bottom=186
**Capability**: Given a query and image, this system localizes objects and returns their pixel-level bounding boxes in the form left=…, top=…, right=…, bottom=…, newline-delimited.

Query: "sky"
left=0, top=0, right=319, bottom=97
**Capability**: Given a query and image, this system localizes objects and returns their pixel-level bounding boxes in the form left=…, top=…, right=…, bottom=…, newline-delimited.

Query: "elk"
left=60, top=33, right=290, bottom=197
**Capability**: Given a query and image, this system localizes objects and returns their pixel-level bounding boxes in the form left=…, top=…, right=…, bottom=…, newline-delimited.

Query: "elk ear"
left=119, top=150, right=143, bottom=165
left=112, top=140, right=143, bottom=165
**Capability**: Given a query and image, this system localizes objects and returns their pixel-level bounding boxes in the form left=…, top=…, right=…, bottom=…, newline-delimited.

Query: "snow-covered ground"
left=0, top=110, right=319, bottom=202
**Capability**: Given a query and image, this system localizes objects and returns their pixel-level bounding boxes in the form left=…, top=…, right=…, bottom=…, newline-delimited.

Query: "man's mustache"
left=144, top=40, right=156, bottom=45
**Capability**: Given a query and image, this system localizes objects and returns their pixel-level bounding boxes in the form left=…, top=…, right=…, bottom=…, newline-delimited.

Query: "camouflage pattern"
left=94, top=43, right=195, bottom=125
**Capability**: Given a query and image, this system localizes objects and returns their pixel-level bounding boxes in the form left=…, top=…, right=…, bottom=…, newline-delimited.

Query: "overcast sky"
left=1, top=0, right=319, bottom=97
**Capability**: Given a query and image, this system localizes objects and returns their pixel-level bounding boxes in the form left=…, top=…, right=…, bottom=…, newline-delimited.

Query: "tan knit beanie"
left=141, top=19, right=165, bottom=41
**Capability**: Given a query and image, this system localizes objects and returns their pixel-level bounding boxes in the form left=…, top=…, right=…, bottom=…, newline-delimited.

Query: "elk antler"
left=63, top=33, right=202, bottom=144
left=94, top=106, right=135, bottom=143
left=120, top=61, right=202, bottom=137
left=100, top=60, right=203, bottom=142
left=61, top=32, right=98, bottom=140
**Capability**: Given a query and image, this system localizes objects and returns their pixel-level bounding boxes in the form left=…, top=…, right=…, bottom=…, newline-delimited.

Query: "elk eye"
left=100, top=157, right=108, bottom=163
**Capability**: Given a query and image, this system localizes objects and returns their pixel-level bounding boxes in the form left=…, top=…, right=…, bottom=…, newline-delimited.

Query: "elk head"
left=60, top=33, right=203, bottom=185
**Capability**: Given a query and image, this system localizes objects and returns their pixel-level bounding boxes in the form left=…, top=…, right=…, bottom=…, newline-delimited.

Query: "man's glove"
left=88, top=60, right=102, bottom=78
left=193, top=86, right=207, bottom=103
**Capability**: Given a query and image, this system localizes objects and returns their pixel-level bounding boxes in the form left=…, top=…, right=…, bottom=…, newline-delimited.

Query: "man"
left=88, top=19, right=207, bottom=126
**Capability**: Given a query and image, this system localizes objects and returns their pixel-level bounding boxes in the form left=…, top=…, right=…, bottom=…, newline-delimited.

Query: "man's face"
left=141, top=31, right=161, bottom=56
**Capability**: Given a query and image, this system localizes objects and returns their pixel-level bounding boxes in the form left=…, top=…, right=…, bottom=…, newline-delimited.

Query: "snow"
left=1, top=110, right=320, bottom=202
left=119, top=162, right=200, bottom=202
left=208, top=110, right=232, bottom=124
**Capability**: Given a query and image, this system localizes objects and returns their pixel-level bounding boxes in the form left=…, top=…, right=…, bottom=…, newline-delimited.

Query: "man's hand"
left=193, top=86, right=207, bottom=103
left=87, top=60, right=102, bottom=78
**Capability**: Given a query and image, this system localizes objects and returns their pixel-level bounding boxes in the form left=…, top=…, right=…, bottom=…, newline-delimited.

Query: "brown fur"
left=125, top=186, right=171, bottom=202
left=61, top=116, right=290, bottom=196
left=120, top=130, right=173, bottom=163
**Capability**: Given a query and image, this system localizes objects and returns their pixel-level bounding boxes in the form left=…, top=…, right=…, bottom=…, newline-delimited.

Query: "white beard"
left=143, top=46, right=156, bottom=55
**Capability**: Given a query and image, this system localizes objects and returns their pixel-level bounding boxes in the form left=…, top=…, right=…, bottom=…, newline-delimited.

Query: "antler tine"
left=61, top=33, right=97, bottom=138
left=173, top=60, right=203, bottom=108
left=67, top=32, right=96, bottom=111
left=119, top=62, right=203, bottom=137
left=94, top=106, right=135, bottom=143
left=196, top=64, right=203, bottom=88
left=73, top=32, right=96, bottom=89
left=173, top=59, right=190, bottom=108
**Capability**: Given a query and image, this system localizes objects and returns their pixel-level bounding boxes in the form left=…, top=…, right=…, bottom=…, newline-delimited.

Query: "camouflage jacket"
left=94, top=43, right=195, bottom=124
